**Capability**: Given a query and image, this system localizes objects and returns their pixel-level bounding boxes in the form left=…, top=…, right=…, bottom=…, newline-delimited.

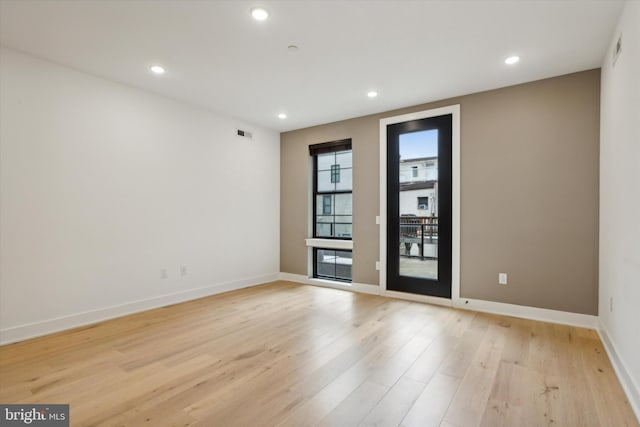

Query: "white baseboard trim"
left=0, top=273, right=279, bottom=346
left=384, top=290, right=453, bottom=307
left=453, top=297, right=598, bottom=329
left=279, top=273, right=598, bottom=330
left=598, top=323, right=640, bottom=423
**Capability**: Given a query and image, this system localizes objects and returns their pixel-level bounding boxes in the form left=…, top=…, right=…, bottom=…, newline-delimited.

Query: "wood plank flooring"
left=0, top=281, right=637, bottom=426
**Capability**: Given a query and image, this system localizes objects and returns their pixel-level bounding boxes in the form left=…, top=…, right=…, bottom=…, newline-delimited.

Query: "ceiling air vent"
left=237, top=129, right=253, bottom=138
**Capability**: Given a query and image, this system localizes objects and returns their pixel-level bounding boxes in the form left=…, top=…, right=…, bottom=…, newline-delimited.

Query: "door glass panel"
left=398, top=129, right=438, bottom=280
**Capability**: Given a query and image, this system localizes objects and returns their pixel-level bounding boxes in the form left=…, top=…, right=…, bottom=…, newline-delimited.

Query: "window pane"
left=399, top=130, right=438, bottom=280
left=314, top=217, right=352, bottom=238
left=317, top=170, right=334, bottom=192
left=335, top=151, right=352, bottom=168
left=317, top=153, right=335, bottom=171
left=334, top=194, right=352, bottom=215
left=335, top=167, right=352, bottom=191
left=335, top=250, right=352, bottom=280
left=399, top=130, right=438, bottom=160
left=316, top=249, right=337, bottom=277
left=335, top=250, right=353, bottom=260
left=315, top=249, right=352, bottom=282
left=334, top=223, right=352, bottom=238
left=316, top=195, right=333, bottom=215
left=316, top=223, right=332, bottom=237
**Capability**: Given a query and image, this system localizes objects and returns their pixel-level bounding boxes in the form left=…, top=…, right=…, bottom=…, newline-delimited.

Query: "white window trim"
left=305, top=238, right=353, bottom=250
left=379, top=105, right=461, bottom=305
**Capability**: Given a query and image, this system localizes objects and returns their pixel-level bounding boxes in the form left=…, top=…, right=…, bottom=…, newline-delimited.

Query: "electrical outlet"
left=161, top=269, right=168, bottom=279
left=498, top=273, right=508, bottom=285
left=180, top=265, right=187, bottom=276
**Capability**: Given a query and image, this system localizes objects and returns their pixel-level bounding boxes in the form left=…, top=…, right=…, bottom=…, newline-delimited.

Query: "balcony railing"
left=400, top=216, right=438, bottom=260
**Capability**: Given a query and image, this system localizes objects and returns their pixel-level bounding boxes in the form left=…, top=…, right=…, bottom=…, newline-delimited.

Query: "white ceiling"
left=0, top=0, right=624, bottom=132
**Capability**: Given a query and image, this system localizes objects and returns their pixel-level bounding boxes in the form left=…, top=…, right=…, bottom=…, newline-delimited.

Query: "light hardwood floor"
left=0, top=281, right=637, bottom=427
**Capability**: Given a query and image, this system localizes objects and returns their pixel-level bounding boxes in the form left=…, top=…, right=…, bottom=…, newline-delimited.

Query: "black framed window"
left=314, top=248, right=352, bottom=282
left=310, top=139, right=352, bottom=239
left=310, top=139, right=353, bottom=282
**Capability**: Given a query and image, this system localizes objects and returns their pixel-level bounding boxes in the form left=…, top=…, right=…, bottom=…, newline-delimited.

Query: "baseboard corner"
left=597, top=322, right=640, bottom=423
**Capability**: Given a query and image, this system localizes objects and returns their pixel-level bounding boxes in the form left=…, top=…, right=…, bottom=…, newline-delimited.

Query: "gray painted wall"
left=281, top=69, right=600, bottom=315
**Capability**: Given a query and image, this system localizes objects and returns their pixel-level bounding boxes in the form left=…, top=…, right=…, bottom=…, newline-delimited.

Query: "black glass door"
left=386, top=114, right=452, bottom=298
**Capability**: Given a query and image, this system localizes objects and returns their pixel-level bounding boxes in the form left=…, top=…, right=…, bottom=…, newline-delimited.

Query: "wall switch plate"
left=498, top=273, right=508, bottom=285
left=375, top=261, right=380, bottom=271
left=375, top=216, right=380, bottom=225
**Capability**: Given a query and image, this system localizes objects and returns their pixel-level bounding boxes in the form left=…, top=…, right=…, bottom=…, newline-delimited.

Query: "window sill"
left=308, top=277, right=352, bottom=288
left=305, top=238, right=353, bottom=250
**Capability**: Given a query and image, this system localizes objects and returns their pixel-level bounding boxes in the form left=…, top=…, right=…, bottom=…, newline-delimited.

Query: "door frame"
left=379, top=105, right=460, bottom=306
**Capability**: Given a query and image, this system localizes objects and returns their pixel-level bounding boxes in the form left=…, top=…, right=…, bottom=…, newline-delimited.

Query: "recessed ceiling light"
left=278, top=113, right=287, bottom=119
left=149, top=65, right=165, bottom=75
left=505, top=56, right=520, bottom=65
left=251, top=7, right=269, bottom=21
left=367, top=91, right=378, bottom=98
